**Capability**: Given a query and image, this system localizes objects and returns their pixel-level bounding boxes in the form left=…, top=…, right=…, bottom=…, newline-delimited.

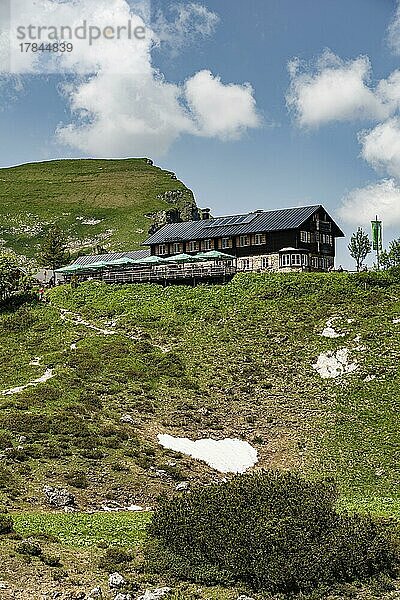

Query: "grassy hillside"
left=0, top=272, right=399, bottom=597
left=0, top=158, right=197, bottom=260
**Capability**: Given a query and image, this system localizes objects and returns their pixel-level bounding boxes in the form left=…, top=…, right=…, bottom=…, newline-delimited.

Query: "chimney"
left=201, top=208, right=211, bottom=220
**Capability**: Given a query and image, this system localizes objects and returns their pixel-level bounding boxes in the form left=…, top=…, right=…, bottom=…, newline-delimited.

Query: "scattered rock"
left=44, top=485, right=76, bottom=508
left=120, top=414, right=135, bottom=425
left=0, top=582, right=7, bottom=589
left=64, top=505, right=77, bottom=513
left=364, top=374, right=376, bottom=382
left=137, top=589, right=171, bottom=600
left=114, top=594, right=132, bottom=600
left=88, top=587, right=103, bottom=599
left=175, top=481, right=189, bottom=491
left=17, top=435, right=27, bottom=443
left=109, top=572, right=126, bottom=589
left=155, top=469, right=168, bottom=478
left=237, top=596, right=255, bottom=600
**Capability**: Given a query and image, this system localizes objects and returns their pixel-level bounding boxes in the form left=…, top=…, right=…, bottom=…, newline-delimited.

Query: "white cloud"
left=185, top=70, right=261, bottom=139
left=388, top=1, right=400, bottom=55
left=5, top=0, right=259, bottom=157
left=286, top=50, right=392, bottom=127
left=57, top=71, right=194, bottom=157
left=339, top=179, right=400, bottom=226
left=359, top=117, right=400, bottom=179
left=154, top=3, right=219, bottom=52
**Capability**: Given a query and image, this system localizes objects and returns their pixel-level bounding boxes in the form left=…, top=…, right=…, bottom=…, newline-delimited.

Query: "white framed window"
left=221, top=237, right=231, bottom=249
left=300, top=231, right=311, bottom=243
left=203, top=239, right=212, bottom=251
left=239, top=235, right=250, bottom=247
left=281, top=254, right=291, bottom=267
left=292, top=254, right=301, bottom=266
left=312, top=256, right=319, bottom=268
left=302, top=254, right=309, bottom=266
left=241, top=258, right=251, bottom=270
left=188, top=241, right=199, bottom=252
left=321, top=234, right=332, bottom=245
left=158, top=244, right=167, bottom=255
left=173, top=242, right=182, bottom=254
left=254, top=234, right=265, bottom=245
left=261, top=256, right=270, bottom=269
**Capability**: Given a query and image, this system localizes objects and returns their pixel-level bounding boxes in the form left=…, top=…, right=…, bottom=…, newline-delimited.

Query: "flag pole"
left=375, top=215, right=380, bottom=271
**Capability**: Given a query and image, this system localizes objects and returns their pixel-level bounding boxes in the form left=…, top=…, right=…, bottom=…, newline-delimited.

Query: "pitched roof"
left=143, top=205, right=344, bottom=245
left=73, top=249, right=150, bottom=266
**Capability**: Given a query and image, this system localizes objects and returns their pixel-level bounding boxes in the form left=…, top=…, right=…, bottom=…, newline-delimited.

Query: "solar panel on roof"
left=205, top=213, right=257, bottom=228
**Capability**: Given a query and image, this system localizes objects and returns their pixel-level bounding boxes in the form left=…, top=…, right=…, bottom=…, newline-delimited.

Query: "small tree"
left=39, top=225, right=69, bottom=277
left=348, top=228, right=372, bottom=271
left=379, top=238, right=400, bottom=270
left=0, top=254, right=24, bottom=304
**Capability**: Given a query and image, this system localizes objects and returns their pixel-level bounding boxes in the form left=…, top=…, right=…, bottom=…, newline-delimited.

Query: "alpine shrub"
left=147, top=471, right=398, bottom=594
left=0, top=514, right=14, bottom=534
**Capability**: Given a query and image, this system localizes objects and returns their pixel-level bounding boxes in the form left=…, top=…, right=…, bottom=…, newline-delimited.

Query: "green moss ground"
left=0, top=271, right=399, bottom=597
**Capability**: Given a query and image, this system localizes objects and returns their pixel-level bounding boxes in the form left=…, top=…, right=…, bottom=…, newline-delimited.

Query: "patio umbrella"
left=81, top=261, right=110, bottom=270
left=164, top=253, right=202, bottom=263
left=196, top=250, right=234, bottom=261
left=107, top=257, right=137, bottom=266
left=55, top=263, right=84, bottom=273
left=132, top=255, right=167, bottom=265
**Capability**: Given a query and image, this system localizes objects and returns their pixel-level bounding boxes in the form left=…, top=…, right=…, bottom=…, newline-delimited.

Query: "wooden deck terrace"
left=70, top=264, right=237, bottom=286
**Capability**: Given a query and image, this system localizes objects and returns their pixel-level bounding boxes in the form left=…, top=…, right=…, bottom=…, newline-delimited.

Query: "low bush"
left=64, top=469, right=88, bottom=489
left=16, top=540, right=42, bottom=556
left=40, top=553, right=62, bottom=567
left=0, top=465, right=20, bottom=497
left=99, top=545, right=133, bottom=571
left=0, top=514, right=14, bottom=534
left=2, top=306, right=36, bottom=332
left=0, top=430, right=13, bottom=450
left=147, top=471, right=399, bottom=594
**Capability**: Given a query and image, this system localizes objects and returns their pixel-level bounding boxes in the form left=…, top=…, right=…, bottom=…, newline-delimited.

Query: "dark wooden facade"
left=143, top=205, right=344, bottom=272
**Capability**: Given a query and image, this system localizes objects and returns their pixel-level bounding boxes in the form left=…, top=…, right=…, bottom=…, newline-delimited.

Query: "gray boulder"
left=175, top=481, right=189, bottom=491
left=109, top=572, right=125, bottom=589
left=120, top=414, right=135, bottom=425
left=87, top=587, right=102, bottom=599
left=114, top=595, right=132, bottom=600
left=43, top=486, right=75, bottom=508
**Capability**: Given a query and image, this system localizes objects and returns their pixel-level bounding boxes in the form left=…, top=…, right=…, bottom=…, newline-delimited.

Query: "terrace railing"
left=75, top=263, right=237, bottom=285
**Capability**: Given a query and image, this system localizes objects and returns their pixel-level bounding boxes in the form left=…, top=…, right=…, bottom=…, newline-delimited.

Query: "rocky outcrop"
left=108, top=572, right=126, bottom=590
left=87, top=587, right=103, bottom=599
left=147, top=184, right=206, bottom=235
left=43, top=486, right=76, bottom=508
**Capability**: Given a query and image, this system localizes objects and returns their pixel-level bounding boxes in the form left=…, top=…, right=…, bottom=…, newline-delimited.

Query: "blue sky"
left=1, top=0, right=400, bottom=266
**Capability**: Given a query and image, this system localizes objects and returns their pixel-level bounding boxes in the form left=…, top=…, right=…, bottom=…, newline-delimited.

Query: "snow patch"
left=99, top=504, right=144, bottom=512
left=320, top=318, right=345, bottom=338
left=157, top=434, right=258, bottom=474
left=313, top=349, right=358, bottom=379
